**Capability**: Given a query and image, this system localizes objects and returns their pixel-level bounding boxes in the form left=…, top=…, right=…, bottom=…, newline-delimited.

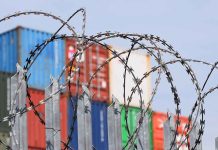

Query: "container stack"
left=107, top=46, right=153, bottom=148
left=68, top=98, right=109, bottom=150
left=0, top=27, right=190, bottom=150
left=0, top=26, right=67, bottom=149
left=0, top=27, right=65, bottom=88
left=66, top=38, right=110, bottom=149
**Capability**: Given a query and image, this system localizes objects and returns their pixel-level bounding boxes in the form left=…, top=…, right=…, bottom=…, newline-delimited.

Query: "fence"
left=4, top=65, right=206, bottom=150
left=0, top=8, right=218, bottom=150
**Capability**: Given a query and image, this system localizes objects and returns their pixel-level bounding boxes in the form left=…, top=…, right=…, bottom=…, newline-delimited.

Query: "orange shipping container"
left=27, top=88, right=67, bottom=149
left=65, top=38, right=109, bottom=102
left=152, top=112, right=189, bottom=150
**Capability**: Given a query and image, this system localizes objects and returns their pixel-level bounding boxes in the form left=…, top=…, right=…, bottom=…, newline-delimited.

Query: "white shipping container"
left=109, top=46, right=151, bottom=107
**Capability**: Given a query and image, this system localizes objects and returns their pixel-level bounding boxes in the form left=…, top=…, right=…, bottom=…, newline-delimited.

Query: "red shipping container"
left=152, top=112, right=189, bottom=150
left=28, top=146, right=45, bottom=150
left=27, top=88, right=67, bottom=149
left=65, top=38, right=109, bottom=102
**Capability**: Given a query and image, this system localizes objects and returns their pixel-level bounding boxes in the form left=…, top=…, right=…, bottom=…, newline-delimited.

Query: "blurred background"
left=0, top=0, right=218, bottom=149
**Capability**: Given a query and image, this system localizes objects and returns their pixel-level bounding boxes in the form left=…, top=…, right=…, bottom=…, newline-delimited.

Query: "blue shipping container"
left=68, top=97, right=109, bottom=150
left=0, top=26, right=65, bottom=89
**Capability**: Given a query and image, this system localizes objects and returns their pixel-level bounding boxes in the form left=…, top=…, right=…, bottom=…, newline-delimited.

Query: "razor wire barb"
left=0, top=9, right=217, bottom=150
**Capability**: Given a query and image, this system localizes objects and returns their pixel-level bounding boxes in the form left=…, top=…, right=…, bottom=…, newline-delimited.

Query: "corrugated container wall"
left=27, top=88, right=67, bottom=149
left=152, top=111, right=189, bottom=150
left=0, top=72, right=13, bottom=133
left=27, top=88, right=45, bottom=149
left=109, top=47, right=149, bottom=107
left=92, top=102, right=109, bottom=149
left=65, top=39, right=109, bottom=102
left=68, top=97, right=109, bottom=150
left=0, top=29, right=17, bottom=72
left=121, top=106, right=153, bottom=149
left=0, top=27, right=65, bottom=89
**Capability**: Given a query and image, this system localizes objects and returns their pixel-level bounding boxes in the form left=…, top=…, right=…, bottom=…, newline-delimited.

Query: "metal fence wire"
left=0, top=8, right=217, bottom=150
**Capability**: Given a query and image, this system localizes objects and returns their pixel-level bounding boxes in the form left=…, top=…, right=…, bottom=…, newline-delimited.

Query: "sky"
left=1, top=0, right=218, bottom=149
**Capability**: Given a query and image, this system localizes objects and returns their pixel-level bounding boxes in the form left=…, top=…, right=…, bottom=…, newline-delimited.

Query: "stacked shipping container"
left=151, top=112, right=189, bottom=150
left=120, top=106, right=153, bottom=149
left=68, top=97, right=109, bottom=150
left=0, top=26, right=65, bottom=89
left=66, top=39, right=153, bottom=150
left=109, top=46, right=150, bottom=107
left=0, top=26, right=67, bottom=149
left=0, top=27, right=191, bottom=150
left=65, top=38, right=109, bottom=102
left=67, top=100, right=153, bottom=150
left=0, top=75, right=68, bottom=149
left=27, top=89, right=67, bottom=149
left=66, top=38, right=111, bottom=149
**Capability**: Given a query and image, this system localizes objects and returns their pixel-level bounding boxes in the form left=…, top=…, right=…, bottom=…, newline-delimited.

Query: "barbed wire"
left=0, top=9, right=217, bottom=150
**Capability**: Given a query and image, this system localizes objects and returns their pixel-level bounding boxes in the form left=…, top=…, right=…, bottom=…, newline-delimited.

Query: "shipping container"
left=67, top=97, right=78, bottom=150
left=109, top=46, right=150, bottom=107
left=27, top=88, right=45, bottom=148
left=120, top=106, right=153, bottom=149
left=0, top=71, right=68, bottom=147
left=28, top=146, right=45, bottom=150
left=0, top=26, right=65, bottom=89
left=0, top=72, right=14, bottom=133
left=27, top=88, right=67, bottom=149
left=65, top=38, right=109, bottom=102
left=152, top=111, right=189, bottom=150
left=0, top=29, right=17, bottom=73
left=92, top=101, right=109, bottom=150
left=68, top=97, right=109, bottom=150
left=0, top=132, right=10, bottom=150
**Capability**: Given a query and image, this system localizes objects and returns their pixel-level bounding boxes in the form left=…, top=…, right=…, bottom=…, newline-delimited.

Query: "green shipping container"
left=121, top=106, right=153, bottom=150
left=0, top=72, right=14, bottom=133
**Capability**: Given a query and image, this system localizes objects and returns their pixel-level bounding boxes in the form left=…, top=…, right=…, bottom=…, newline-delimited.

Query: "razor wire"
left=0, top=9, right=217, bottom=150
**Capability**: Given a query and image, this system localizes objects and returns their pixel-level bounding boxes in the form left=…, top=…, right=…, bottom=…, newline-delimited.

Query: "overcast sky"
left=1, top=0, right=218, bottom=149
